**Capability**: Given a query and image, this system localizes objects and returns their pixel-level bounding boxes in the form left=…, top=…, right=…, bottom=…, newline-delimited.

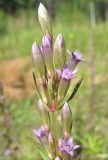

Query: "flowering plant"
left=32, top=3, right=83, bottom=160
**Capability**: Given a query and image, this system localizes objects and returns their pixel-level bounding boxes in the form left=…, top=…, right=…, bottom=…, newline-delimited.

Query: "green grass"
left=0, top=10, right=108, bottom=160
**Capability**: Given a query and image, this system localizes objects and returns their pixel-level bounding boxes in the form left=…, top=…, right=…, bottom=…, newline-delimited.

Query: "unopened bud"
left=42, top=35, right=53, bottom=76
left=32, top=42, right=45, bottom=80
left=62, top=102, right=70, bottom=117
left=42, top=35, right=52, bottom=49
left=62, top=102, right=72, bottom=134
left=38, top=3, right=52, bottom=36
left=53, top=34, right=66, bottom=69
left=54, top=34, right=65, bottom=49
left=32, top=42, right=41, bottom=61
left=42, top=35, right=52, bottom=53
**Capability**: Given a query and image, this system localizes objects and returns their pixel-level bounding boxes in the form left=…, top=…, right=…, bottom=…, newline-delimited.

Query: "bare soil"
left=0, top=58, right=35, bottom=100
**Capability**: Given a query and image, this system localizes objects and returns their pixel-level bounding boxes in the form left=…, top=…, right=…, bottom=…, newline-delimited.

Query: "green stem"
left=51, top=111, right=57, bottom=158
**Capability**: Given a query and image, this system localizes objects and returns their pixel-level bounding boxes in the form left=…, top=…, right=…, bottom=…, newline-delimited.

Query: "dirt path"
left=0, top=57, right=35, bottom=100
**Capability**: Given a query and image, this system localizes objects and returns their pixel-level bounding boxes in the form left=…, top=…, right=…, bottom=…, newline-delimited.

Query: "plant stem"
left=51, top=111, right=57, bottom=158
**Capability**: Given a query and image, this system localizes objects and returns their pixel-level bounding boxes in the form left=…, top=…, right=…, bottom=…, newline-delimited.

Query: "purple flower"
left=58, top=137, right=79, bottom=156
left=72, top=51, right=83, bottom=63
left=56, top=66, right=77, bottom=80
left=33, top=125, right=46, bottom=139
left=67, top=50, right=83, bottom=69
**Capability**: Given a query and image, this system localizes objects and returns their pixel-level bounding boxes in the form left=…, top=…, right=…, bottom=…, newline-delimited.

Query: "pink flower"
left=56, top=65, right=77, bottom=80
left=71, top=51, right=83, bottom=66
left=58, top=137, right=79, bottom=156
left=33, top=125, right=46, bottom=139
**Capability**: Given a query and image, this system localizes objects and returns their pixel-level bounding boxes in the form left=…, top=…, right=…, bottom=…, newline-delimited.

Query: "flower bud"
left=32, top=42, right=45, bottom=80
left=38, top=99, right=50, bottom=125
left=62, top=102, right=70, bottom=117
left=53, top=34, right=66, bottom=69
left=42, top=35, right=53, bottom=76
left=42, top=35, right=52, bottom=49
left=62, top=102, right=72, bottom=134
left=32, top=43, right=48, bottom=103
left=38, top=3, right=52, bottom=36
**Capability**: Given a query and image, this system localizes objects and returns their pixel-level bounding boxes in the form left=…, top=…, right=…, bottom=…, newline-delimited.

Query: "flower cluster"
left=32, top=3, right=83, bottom=160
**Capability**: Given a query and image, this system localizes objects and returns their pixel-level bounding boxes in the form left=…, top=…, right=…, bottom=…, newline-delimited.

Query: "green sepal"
left=32, top=71, right=42, bottom=99
left=58, top=78, right=83, bottom=109
left=53, top=47, right=66, bottom=70
left=62, top=103, right=73, bottom=134
left=32, top=72, right=48, bottom=105
left=58, top=79, right=70, bottom=102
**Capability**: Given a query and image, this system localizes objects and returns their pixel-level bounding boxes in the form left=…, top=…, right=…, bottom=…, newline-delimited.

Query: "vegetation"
left=0, top=1, right=108, bottom=160
left=0, top=0, right=108, bottom=22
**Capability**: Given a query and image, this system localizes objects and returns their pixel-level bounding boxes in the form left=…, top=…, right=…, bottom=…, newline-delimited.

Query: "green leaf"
left=67, top=78, right=83, bottom=102
left=39, top=150, right=49, bottom=160
left=32, top=138, right=48, bottom=160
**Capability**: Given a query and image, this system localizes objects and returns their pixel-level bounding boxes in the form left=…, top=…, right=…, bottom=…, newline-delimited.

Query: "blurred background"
left=0, top=0, right=108, bottom=159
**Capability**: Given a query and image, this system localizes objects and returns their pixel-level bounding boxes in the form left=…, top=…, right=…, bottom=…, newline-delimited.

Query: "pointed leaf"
left=39, top=150, right=49, bottom=160
left=67, top=78, right=83, bottom=102
left=31, top=137, right=48, bottom=160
